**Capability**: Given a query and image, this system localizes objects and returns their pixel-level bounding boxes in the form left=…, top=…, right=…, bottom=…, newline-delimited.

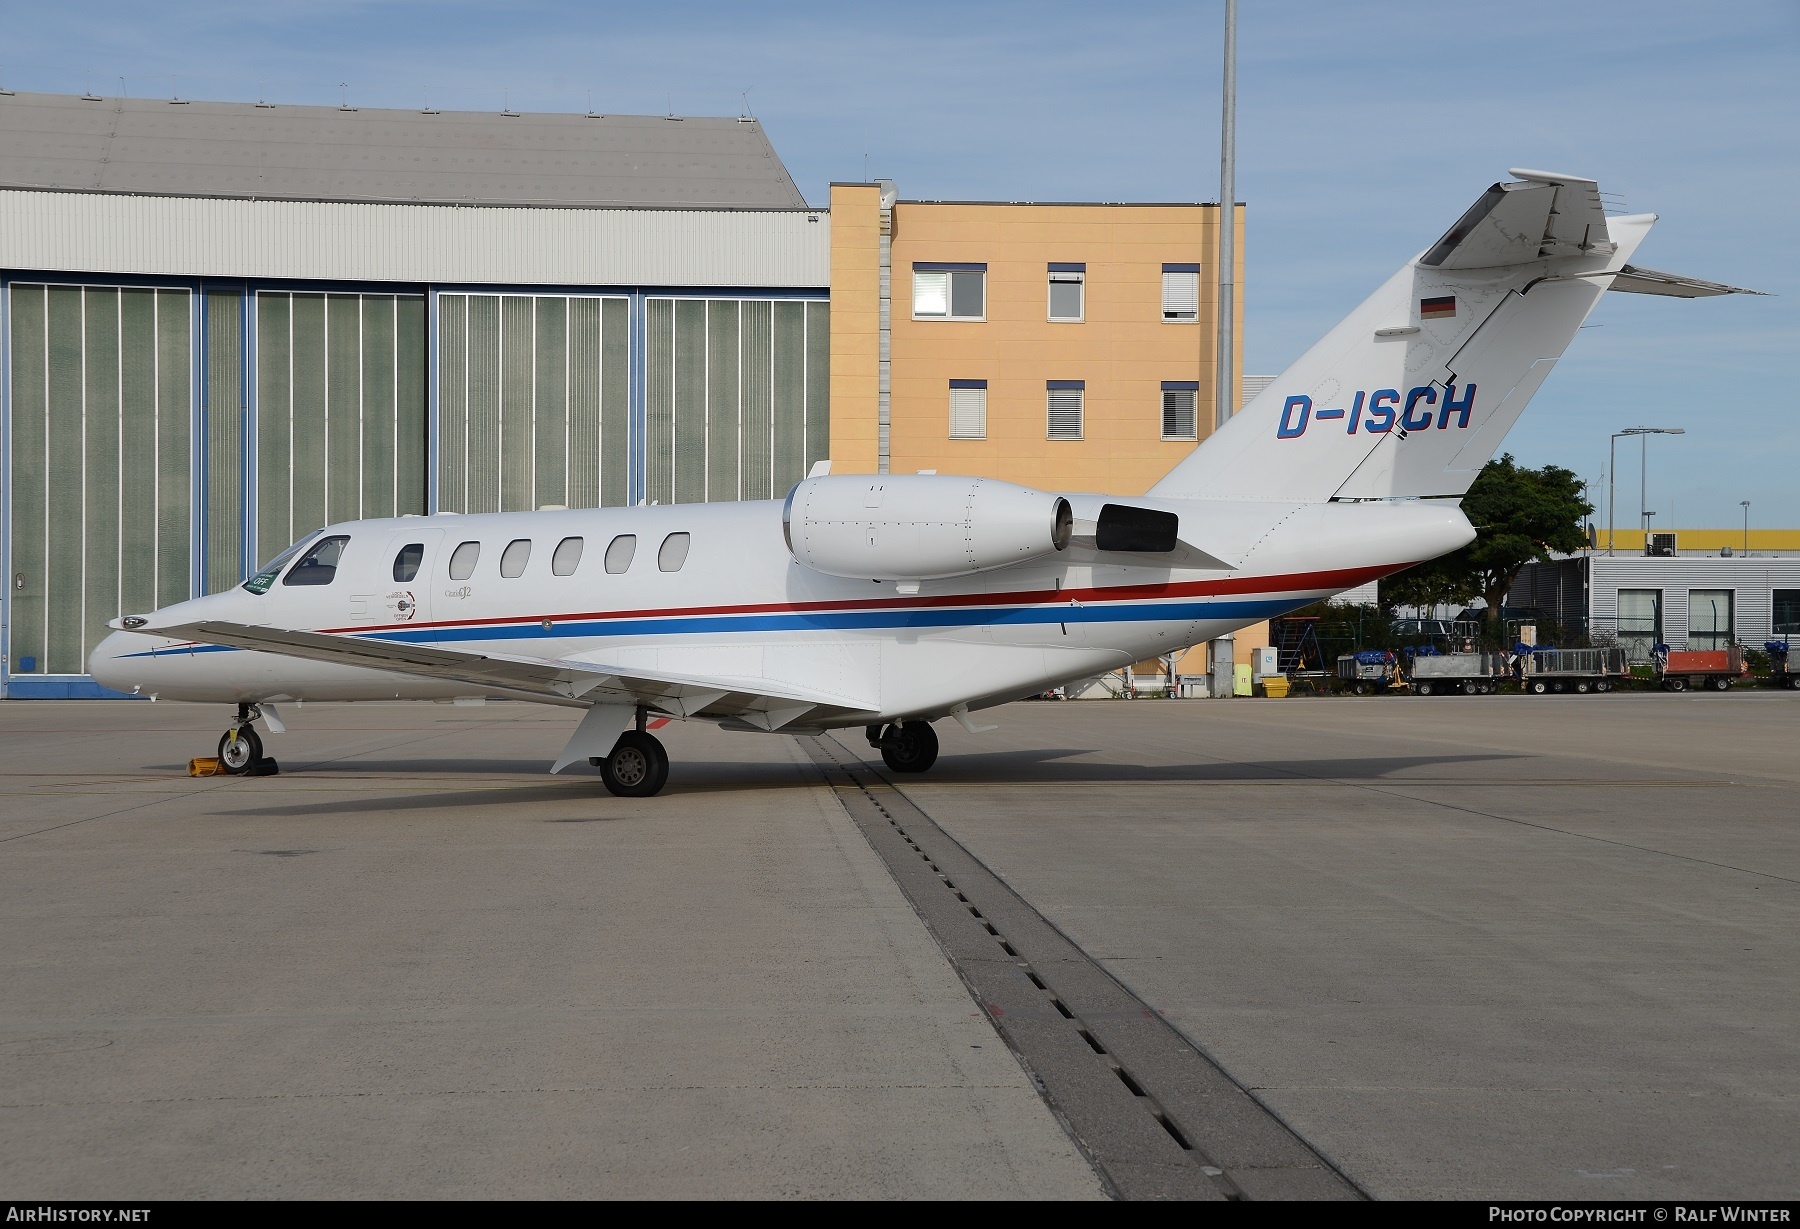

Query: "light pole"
left=1215, top=0, right=1237, bottom=431
left=1608, top=427, right=1684, bottom=555
left=1742, top=500, right=1751, bottom=555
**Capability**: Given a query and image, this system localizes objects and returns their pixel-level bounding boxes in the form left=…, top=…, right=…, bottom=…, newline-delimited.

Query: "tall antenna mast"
left=1215, top=0, right=1238, bottom=431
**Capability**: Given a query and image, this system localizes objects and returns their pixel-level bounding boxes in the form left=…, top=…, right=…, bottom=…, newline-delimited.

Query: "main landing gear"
left=866, top=720, right=940, bottom=774
left=218, top=703, right=279, bottom=776
left=592, top=709, right=671, bottom=798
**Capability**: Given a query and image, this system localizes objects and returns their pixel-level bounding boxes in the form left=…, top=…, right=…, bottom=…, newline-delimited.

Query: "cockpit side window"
left=393, top=543, right=425, bottom=582
left=282, top=535, right=352, bottom=587
left=242, top=538, right=310, bottom=595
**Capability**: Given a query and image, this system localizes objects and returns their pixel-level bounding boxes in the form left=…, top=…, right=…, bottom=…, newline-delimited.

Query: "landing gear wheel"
left=1416, top=681, right=1434, bottom=696
left=879, top=721, right=939, bottom=774
left=218, top=725, right=263, bottom=775
left=1711, top=676, right=1731, bottom=691
left=598, top=731, right=669, bottom=798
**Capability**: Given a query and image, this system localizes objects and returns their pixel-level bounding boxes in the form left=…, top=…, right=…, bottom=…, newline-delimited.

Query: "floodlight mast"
left=1608, top=427, right=1684, bottom=556
left=1215, top=0, right=1236, bottom=432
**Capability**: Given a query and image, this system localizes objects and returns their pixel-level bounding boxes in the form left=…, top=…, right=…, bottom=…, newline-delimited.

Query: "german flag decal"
left=1420, top=295, right=1457, bottom=320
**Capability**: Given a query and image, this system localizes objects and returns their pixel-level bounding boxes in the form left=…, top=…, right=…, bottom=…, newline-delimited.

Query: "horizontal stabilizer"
left=1608, top=264, right=1767, bottom=298
left=1422, top=170, right=1610, bottom=270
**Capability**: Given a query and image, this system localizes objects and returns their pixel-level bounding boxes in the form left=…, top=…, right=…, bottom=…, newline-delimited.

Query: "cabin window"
left=658, top=532, right=691, bottom=572
left=392, top=543, right=424, bottom=582
left=604, top=534, right=636, bottom=574
left=500, top=539, right=532, bottom=579
left=282, top=536, right=351, bottom=587
left=552, top=537, right=584, bottom=576
left=448, top=541, right=480, bottom=581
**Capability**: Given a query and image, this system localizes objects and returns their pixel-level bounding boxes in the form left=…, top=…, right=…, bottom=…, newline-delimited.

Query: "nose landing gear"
left=217, top=704, right=279, bottom=776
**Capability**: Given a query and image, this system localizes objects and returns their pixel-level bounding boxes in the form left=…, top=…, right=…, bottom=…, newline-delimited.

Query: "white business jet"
left=90, top=171, right=1758, bottom=795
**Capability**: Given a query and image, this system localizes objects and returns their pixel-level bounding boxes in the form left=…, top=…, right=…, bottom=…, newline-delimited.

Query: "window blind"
left=1162, top=270, right=1200, bottom=320
left=1047, top=383, right=1084, bottom=440
left=949, top=383, right=987, bottom=439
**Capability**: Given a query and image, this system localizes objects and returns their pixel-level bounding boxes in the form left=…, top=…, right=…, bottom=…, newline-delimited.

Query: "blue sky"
left=9, top=0, right=1796, bottom=526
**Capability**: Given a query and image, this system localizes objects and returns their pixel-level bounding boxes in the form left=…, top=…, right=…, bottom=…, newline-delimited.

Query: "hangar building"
left=0, top=90, right=1242, bottom=698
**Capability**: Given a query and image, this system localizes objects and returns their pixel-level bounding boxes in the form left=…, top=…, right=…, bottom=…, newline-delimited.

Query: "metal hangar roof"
left=0, top=90, right=808, bottom=210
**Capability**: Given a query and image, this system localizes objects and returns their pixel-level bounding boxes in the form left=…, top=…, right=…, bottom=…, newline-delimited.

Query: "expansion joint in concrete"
left=800, top=733, right=1365, bottom=1202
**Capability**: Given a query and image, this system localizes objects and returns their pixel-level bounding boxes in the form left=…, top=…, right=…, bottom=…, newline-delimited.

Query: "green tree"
left=1385, top=453, right=1592, bottom=638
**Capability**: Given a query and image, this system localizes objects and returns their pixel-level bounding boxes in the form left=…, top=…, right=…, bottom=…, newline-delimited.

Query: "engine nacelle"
left=783, top=475, right=1073, bottom=581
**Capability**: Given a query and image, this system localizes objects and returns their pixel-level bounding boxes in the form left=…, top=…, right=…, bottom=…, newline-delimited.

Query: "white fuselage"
left=89, top=492, right=1474, bottom=726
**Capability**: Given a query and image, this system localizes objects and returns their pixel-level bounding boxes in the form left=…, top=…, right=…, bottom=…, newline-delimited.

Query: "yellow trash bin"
left=1263, top=677, right=1291, bottom=698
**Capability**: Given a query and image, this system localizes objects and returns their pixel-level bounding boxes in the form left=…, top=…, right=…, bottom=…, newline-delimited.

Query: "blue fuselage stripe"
left=122, top=597, right=1302, bottom=659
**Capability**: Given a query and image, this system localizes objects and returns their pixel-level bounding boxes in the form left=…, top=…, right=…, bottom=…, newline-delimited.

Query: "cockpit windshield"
left=241, top=538, right=313, bottom=595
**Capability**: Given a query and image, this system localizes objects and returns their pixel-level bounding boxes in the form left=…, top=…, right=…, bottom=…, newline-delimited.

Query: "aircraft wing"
left=162, top=620, right=879, bottom=732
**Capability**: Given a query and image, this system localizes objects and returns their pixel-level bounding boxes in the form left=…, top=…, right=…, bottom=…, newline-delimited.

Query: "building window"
left=1775, top=590, right=1800, bottom=635
left=1047, top=381, right=1085, bottom=440
left=1162, top=264, right=1200, bottom=322
left=658, top=532, right=692, bottom=572
left=1161, top=381, right=1199, bottom=440
left=1048, top=264, right=1085, bottom=322
left=913, top=264, right=986, bottom=320
left=552, top=537, right=584, bottom=577
left=1688, top=589, right=1733, bottom=650
left=949, top=380, right=988, bottom=440
left=1617, top=588, right=1662, bottom=661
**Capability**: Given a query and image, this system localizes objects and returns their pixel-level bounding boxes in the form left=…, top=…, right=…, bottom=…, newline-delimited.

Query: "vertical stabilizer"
left=1151, top=174, right=1690, bottom=503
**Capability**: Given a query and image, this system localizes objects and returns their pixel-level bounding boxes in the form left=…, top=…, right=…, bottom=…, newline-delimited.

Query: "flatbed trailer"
left=1519, top=647, right=1630, bottom=694
left=1654, top=645, right=1747, bottom=692
left=1406, top=651, right=1502, bottom=696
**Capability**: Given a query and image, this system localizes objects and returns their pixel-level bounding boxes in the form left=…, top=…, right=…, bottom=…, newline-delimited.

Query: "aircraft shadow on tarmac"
left=205, top=748, right=1526, bottom=818
left=863, top=747, right=1529, bottom=784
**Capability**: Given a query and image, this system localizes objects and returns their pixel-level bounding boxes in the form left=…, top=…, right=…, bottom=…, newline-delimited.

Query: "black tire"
left=1462, top=681, right=1478, bottom=695
left=1550, top=681, right=1566, bottom=694
left=1575, top=680, right=1591, bottom=694
left=218, top=725, right=263, bottom=775
left=1710, top=676, right=1731, bottom=692
left=598, top=731, right=669, bottom=798
left=1530, top=680, right=1548, bottom=695
left=1416, top=681, right=1433, bottom=696
left=1353, top=682, right=1370, bottom=696
left=880, top=721, right=939, bottom=774
left=1668, top=677, right=1688, bottom=692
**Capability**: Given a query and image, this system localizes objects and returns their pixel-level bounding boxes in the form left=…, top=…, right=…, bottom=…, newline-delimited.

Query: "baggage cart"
left=1406, top=650, right=1503, bottom=696
left=1336, top=651, right=1400, bottom=695
left=1519, top=647, right=1630, bottom=695
left=1653, top=644, right=1747, bottom=692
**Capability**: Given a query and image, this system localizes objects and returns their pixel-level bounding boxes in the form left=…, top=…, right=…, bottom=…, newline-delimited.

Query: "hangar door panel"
left=645, top=297, right=829, bottom=505
left=255, top=292, right=426, bottom=566
left=8, top=283, right=191, bottom=677
left=436, top=294, right=629, bottom=514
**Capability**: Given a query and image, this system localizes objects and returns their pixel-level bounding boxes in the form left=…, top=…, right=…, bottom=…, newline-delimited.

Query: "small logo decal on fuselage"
left=444, top=586, right=472, bottom=600
left=386, top=591, right=417, bottom=620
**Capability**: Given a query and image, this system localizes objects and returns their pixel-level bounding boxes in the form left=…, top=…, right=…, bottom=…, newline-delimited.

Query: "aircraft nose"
left=88, top=631, right=140, bottom=692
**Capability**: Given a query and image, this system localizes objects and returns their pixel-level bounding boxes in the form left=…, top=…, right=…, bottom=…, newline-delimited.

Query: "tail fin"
left=1151, top=171, right=1759, bottom=503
